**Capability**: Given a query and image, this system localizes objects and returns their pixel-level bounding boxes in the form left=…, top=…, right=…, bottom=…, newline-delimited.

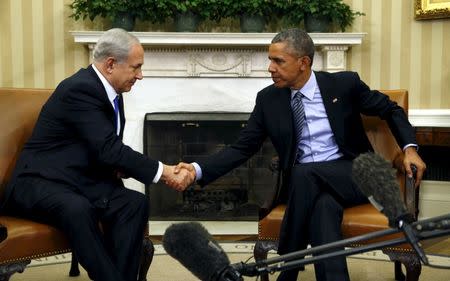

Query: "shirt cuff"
left=402, top=144, right=418, bottom=151
left=152, top=161, right=163, bottom=183
left=192, top=162, right=202, bottom=181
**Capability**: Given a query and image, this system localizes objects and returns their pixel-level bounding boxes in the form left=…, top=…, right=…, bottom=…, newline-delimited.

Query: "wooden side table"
left=415, top=127, right=450, bottom=181
left=416, top=127, right=450, bottom=147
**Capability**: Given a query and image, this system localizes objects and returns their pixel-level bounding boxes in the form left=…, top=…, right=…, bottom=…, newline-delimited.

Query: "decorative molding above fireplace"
left=71, top=31, right=365, bottom=76
left=72, top=31, right=366, bottom=46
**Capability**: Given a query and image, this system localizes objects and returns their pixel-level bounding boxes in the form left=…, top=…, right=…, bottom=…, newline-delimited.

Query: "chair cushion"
left=342, top=204, right=408, bottom=247
left=258, top=204, right=286, bottom=241
left=0, top=216, right=71, bottom=264
left=259, top=203, right=410, bottom=249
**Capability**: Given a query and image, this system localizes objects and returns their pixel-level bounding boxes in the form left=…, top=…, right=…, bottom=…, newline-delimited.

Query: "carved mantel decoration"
left=71, top=32, right=366, bottom=76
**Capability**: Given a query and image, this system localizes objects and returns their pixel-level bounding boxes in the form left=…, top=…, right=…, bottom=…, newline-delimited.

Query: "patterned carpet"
left=29, top=240, right=450, bottom=268
left=11, top=243, right=450, bottom=281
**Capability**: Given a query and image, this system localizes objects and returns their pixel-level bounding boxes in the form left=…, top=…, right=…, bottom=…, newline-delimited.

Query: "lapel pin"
left=332, top=98, right=338, bottom=103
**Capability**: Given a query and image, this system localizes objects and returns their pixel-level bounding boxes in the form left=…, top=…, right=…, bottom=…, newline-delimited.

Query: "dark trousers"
left=277, top=159, right=367, bottom=281
left=5, top=176, right=149, bottom=281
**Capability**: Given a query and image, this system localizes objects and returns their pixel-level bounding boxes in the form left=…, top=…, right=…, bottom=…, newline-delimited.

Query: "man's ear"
left=105, top=57, right=115, bottom=74
left=299, top=56, right=311, bottom=71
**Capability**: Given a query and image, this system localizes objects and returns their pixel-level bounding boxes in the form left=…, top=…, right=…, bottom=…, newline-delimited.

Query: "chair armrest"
left=392, top=152, right=419, bottom=219
left=405, top=165, right=419, bottom=219
left=0, top=223, right=6, bottom=242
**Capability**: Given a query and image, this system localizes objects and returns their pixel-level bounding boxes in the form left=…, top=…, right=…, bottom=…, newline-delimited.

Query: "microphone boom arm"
left=235, top=214, right=450, bottom=277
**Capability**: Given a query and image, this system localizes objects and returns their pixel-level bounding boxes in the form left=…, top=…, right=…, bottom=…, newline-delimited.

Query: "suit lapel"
left=87, top=65, right=113, bottom=107
left=278, top=87, right=293, bottom=136
left=274, top=87, right=296, bottom=167
left=87, top=65, right=124, bottom=138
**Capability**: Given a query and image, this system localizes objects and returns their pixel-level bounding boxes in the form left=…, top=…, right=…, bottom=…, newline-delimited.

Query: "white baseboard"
left=418, top=180, right=450, bottom=219
left=149, top=220, right=258, bottom=236
left=408, top=109, right=450, bottom=127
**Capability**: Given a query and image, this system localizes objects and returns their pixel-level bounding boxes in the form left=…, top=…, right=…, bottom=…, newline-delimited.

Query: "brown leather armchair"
left=253, top=90, right=422, bottom=281
left=0, top=88, right=154, bottom=280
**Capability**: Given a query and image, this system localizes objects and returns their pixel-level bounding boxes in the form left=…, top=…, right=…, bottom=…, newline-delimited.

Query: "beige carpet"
left=9, top=244, right=450, bottom=281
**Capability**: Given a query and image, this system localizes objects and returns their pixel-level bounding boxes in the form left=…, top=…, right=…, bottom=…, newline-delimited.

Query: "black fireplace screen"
left=144, top=112, right=277, bottom=221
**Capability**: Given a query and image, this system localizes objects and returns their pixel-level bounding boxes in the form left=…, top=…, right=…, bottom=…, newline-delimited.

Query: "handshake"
left=160, top=162, right=196, bottom=192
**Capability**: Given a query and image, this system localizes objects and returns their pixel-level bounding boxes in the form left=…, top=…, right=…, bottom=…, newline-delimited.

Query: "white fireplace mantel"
left=71, top=31, right=366, bottom=76
left=72, top=31, right=366, bottom=46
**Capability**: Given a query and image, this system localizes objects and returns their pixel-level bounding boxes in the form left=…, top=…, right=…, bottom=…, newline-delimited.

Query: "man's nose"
left=136, top=70, right=143, bottom=80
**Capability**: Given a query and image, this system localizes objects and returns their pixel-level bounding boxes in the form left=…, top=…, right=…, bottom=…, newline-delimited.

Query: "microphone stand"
left=230, top=213, right=450, bottom=278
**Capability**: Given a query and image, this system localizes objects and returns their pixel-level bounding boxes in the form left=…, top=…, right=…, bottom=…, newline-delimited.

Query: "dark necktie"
left=113, top=95, right=120, bottom=134
left=292, top=91, right=305, bottom=161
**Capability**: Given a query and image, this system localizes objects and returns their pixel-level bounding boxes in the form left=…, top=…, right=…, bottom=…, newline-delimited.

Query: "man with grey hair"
left=1, top=28, right=192, bottom=281
left=176, top=28, right=426, bottom=281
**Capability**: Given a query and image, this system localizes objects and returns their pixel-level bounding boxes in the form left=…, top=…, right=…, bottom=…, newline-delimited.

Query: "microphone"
left=352, top=152, right=428, bottom=264
left=162, top=222, right=243, bottom=281
left=352, top=152, right=412, bottom=227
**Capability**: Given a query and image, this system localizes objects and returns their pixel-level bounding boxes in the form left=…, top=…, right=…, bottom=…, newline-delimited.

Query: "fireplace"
left=144, top=112, right=276, bottom=221
left=72, top=32, right=364, bottom=232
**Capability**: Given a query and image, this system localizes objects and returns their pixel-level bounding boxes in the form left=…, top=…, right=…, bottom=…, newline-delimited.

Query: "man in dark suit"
left=1, top=28, right=192, bottom=281
left=176, top=29, right=426, bottom=281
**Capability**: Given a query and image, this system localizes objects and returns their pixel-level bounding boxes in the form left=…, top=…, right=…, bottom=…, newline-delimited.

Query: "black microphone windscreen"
left=352, top=152, right=410, bottom=227
left=163, top=222, right=230, bottom=281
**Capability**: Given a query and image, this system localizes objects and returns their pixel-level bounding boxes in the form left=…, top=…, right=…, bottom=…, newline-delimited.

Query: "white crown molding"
left=409, top=109, right=450, bottom=127
left=71, top=31, right=366, bottom=47
left=72, top=31, right=365, bottom=77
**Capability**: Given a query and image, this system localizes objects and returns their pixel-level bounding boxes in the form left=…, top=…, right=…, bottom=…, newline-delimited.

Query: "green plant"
left=69, top=0, right=149, bottom=22
left=189, top=0, right=276, bottom=21
left=282, top=0, right=365, bottom=32
left=147, top=0, right=217, bottom=22
left=236, top=0, right=273, bottom=17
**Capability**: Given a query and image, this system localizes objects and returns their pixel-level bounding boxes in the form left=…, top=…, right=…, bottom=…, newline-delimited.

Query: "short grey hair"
left=93, top=28, right=140, bottom=64
left=272, top=28, right=315, bottom=65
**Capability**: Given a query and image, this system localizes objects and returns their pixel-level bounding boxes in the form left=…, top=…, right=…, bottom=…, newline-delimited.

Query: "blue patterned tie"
left=113, top=95, right=120, bottom=134
left=292, top=91, right=305, bottom=161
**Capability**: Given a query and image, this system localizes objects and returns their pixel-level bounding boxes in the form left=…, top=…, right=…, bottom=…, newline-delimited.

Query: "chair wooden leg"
left=383, top=250, right=422, bottom=281
left=254, top=240, right=278, bottom=281
left=394, top=260, right=405, bottom=281
left=138, top=236, right=155, bottom=281
left=69, top=254, right=80, bottom=277
left=254, top=239, right=307, bottom=281
left=0, top=260, right=30, bottom=281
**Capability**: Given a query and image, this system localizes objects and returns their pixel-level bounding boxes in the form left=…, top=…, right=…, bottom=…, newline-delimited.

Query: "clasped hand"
left=161, top=163, right=196, bottom=192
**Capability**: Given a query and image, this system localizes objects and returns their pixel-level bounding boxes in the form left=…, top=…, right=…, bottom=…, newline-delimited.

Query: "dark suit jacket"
left=4, top=65, right=158, bottom=206
left=197, top=71, right=416, bottom=186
